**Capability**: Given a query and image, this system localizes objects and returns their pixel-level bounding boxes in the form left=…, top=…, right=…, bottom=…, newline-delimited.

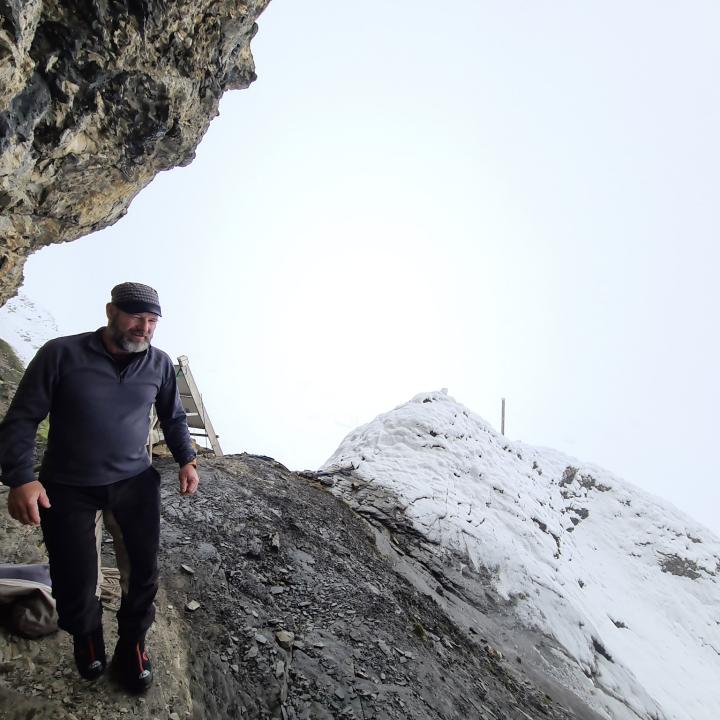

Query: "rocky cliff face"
left=0, top=0, right=269, bottom=305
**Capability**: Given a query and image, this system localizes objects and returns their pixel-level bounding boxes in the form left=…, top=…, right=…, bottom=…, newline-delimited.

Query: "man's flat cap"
left=111, top=282, right=162, bottom=316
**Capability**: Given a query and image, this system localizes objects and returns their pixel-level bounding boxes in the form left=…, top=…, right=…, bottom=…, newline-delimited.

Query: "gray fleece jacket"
left=0, top=329, right=195, bottom=488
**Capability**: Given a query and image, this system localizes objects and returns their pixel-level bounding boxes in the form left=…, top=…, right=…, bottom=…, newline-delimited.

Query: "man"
left=0, top=282, right=199, bottom=693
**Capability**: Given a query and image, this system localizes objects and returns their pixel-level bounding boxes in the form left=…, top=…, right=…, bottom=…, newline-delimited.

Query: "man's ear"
left=106, top=303, right=115, bottom=322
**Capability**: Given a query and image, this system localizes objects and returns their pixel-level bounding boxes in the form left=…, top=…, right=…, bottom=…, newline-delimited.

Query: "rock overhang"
left=0, top=0, right=270, bottom=306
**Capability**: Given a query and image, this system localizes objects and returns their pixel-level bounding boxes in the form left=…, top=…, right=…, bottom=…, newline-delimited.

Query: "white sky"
left=15, top=1, right=720, bottom=535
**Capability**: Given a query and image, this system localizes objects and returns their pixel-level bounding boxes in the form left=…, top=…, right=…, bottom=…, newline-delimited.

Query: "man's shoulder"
left=148, top=344, right=173, bottom=364
left=146, top=345, right=176, bottom=375
left=47, top=331, right=95, bottom=346
left=38, top=331, right=96, bottom=355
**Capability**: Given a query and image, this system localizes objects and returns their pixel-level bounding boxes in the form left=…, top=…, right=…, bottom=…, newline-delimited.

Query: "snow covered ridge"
left=0, top=293, right=58, bottom=365
left=322, top=390, right=720, bottom=720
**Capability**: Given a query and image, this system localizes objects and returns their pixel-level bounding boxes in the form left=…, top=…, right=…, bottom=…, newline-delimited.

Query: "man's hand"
left=7, top=480, right=51, bottom=525
left=179, top=462, right=199, bottom=496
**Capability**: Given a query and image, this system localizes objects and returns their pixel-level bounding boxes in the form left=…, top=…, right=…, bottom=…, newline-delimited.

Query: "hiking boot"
left=111, top=638, right=153, bottom=693
left=73, top=626, right=106, bottom=680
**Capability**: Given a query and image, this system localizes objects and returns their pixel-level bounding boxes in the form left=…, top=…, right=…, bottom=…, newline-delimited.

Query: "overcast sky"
left=14, top=1, right=720, bottom=534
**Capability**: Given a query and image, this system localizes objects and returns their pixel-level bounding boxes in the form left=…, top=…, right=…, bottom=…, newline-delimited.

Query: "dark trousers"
left=39, top=466, right=161, bottom=640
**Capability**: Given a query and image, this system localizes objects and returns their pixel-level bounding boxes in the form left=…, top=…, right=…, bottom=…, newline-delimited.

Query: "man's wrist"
left=181, top=457, right=197, bottom=468
left=3, top=475, right=38, bottom=490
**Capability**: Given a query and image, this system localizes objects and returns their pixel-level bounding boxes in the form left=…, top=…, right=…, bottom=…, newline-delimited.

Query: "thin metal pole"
left=501, top=397, right=506, bottom=435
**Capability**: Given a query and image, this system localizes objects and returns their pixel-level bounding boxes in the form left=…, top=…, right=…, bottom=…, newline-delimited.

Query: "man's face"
left=106, top=305, right=159, bottom=353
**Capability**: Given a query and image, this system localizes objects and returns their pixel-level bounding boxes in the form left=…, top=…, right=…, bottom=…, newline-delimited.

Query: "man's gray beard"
left=118, top=336, right=150, bottom=353
left=108, top=319, right=151, bottom=353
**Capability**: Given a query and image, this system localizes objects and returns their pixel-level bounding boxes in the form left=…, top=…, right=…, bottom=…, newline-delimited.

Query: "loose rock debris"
left=0, top=455, right=586, bottom=719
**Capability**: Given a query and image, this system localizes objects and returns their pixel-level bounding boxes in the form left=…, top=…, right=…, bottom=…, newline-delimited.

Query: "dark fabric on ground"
left=0, top=563, right=52, bottom=584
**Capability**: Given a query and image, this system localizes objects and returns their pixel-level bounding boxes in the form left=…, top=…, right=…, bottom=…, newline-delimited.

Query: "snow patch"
left=323, top=390, right=720, bottom=720
left=0, top=293, right=58, bottom=364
